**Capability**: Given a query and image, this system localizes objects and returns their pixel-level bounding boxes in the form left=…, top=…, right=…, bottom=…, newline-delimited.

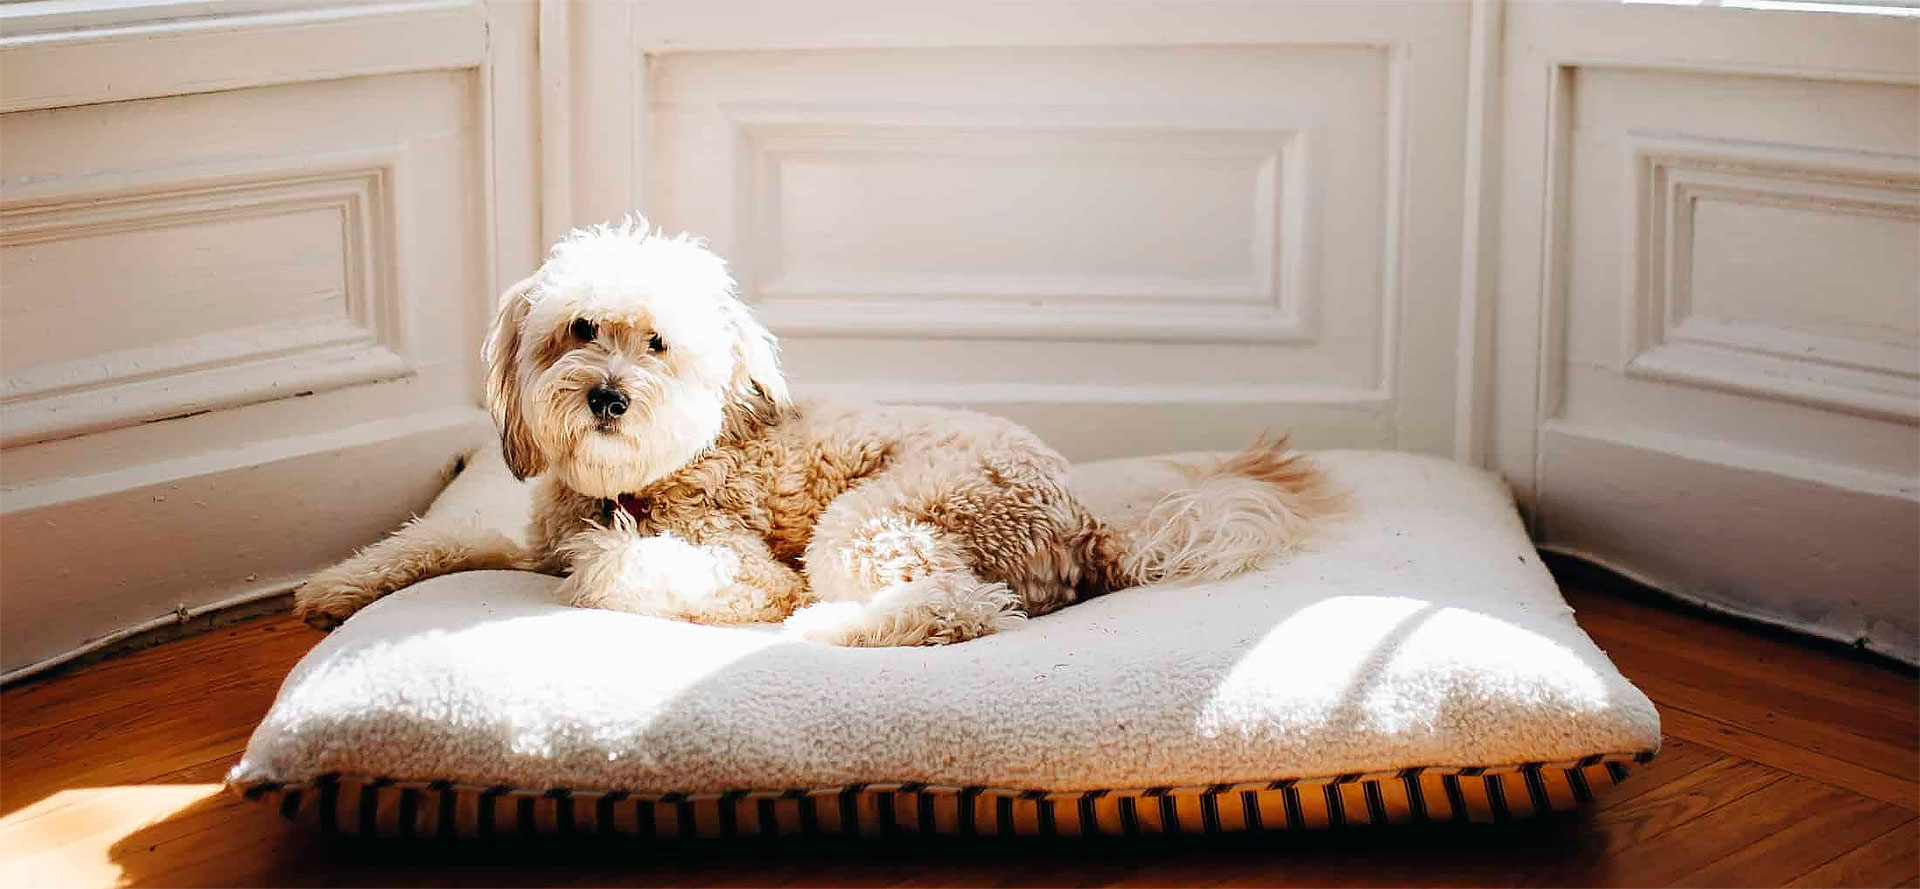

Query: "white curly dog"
left=294, top=217, right=1341, bottom=646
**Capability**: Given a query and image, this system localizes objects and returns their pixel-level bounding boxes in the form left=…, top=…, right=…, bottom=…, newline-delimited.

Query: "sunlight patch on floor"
left=0, top=784, right=223, bottom=888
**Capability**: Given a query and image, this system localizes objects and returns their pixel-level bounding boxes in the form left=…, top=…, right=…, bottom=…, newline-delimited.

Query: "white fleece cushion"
left=231, top=450, right=1659, bottom=817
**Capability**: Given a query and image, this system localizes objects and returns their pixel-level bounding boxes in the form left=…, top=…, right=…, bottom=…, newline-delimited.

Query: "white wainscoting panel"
left=1496, top=1, right=1920, bottom=662
left=1556, top=66, right=1918, bottom=492
left=0, top=2, right=516, bottom=677
left=729, top=108, right=1311, bottom=344
left=1625, top=136, right=1919, bottom=424
left=1, top=151, right=409, bottom=446
left=611, top=4, right=1476, bottom=460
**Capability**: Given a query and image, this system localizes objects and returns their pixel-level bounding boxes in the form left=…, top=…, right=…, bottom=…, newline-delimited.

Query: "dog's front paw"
left=782, top=601, right=873, bottom=644
left=560, top=531, right=797, bottom=623
left=782, top=574, right=1026, bottom=647
left=292, top=568, right=381, bottom=631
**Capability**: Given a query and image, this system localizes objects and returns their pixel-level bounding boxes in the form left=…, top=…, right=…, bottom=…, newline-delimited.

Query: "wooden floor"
left=3, top=559, right=1915, bottom=888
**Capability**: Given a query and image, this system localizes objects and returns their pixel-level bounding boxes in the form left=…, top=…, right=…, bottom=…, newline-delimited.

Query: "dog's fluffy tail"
left=1094, top=436, right=1344, bottom=590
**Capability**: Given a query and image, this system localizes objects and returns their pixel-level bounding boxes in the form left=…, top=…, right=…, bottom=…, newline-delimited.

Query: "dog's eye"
left=571, top=318, right=597, bottom=342
left=648, top=333, right=665, bottom=353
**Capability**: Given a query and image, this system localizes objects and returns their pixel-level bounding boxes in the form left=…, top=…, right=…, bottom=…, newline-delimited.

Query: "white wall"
left=1, top=0, right=1914, bottom=676
left=1494, top=1, right=1919, bottom=662
left=0, top=0, right=543, bottom=677
left=555, top=0, right=1479, bottom=462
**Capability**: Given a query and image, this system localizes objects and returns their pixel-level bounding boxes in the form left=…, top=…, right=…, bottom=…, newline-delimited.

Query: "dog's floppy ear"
left=724, top=296, right=791, bottom=414
left=484, top=275, right=547, bottom=480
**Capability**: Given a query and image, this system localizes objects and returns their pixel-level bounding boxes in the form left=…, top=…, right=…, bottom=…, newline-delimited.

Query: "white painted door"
left=1493, top=1, right=1920, bottom=661
left=0, top=0, right=543, bottom=677
left=554, top=0, right=1479, bottom=462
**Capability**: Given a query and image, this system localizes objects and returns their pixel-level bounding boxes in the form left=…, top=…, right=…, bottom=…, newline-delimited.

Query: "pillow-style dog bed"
left=227, top=449, right=1660, bottom=837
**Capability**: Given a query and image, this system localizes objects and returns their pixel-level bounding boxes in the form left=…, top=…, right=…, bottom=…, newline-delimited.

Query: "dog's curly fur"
left=295, top=216, right=1343, bottom=646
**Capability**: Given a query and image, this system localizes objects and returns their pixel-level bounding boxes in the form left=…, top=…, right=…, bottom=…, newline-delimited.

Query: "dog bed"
left=227, top=448, right=1660, bottom=837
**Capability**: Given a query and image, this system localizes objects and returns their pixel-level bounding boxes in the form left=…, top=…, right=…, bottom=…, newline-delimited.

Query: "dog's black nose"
left=586, top=386, right=629, bottom=419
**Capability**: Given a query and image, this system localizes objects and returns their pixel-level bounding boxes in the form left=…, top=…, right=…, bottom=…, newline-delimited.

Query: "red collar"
left=612, top=494, right=650, bottom=522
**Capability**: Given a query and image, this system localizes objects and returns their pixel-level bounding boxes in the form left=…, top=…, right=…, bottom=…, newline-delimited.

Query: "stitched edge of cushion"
left=227, top=749, right=1656, bottom=837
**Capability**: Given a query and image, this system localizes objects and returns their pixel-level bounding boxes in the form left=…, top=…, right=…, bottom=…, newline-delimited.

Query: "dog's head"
left=484, top=216, right=789, bottom=496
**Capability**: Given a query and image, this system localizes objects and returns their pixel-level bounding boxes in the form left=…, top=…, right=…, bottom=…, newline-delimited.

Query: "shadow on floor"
left=108, top=789, right=1614, bottom=888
